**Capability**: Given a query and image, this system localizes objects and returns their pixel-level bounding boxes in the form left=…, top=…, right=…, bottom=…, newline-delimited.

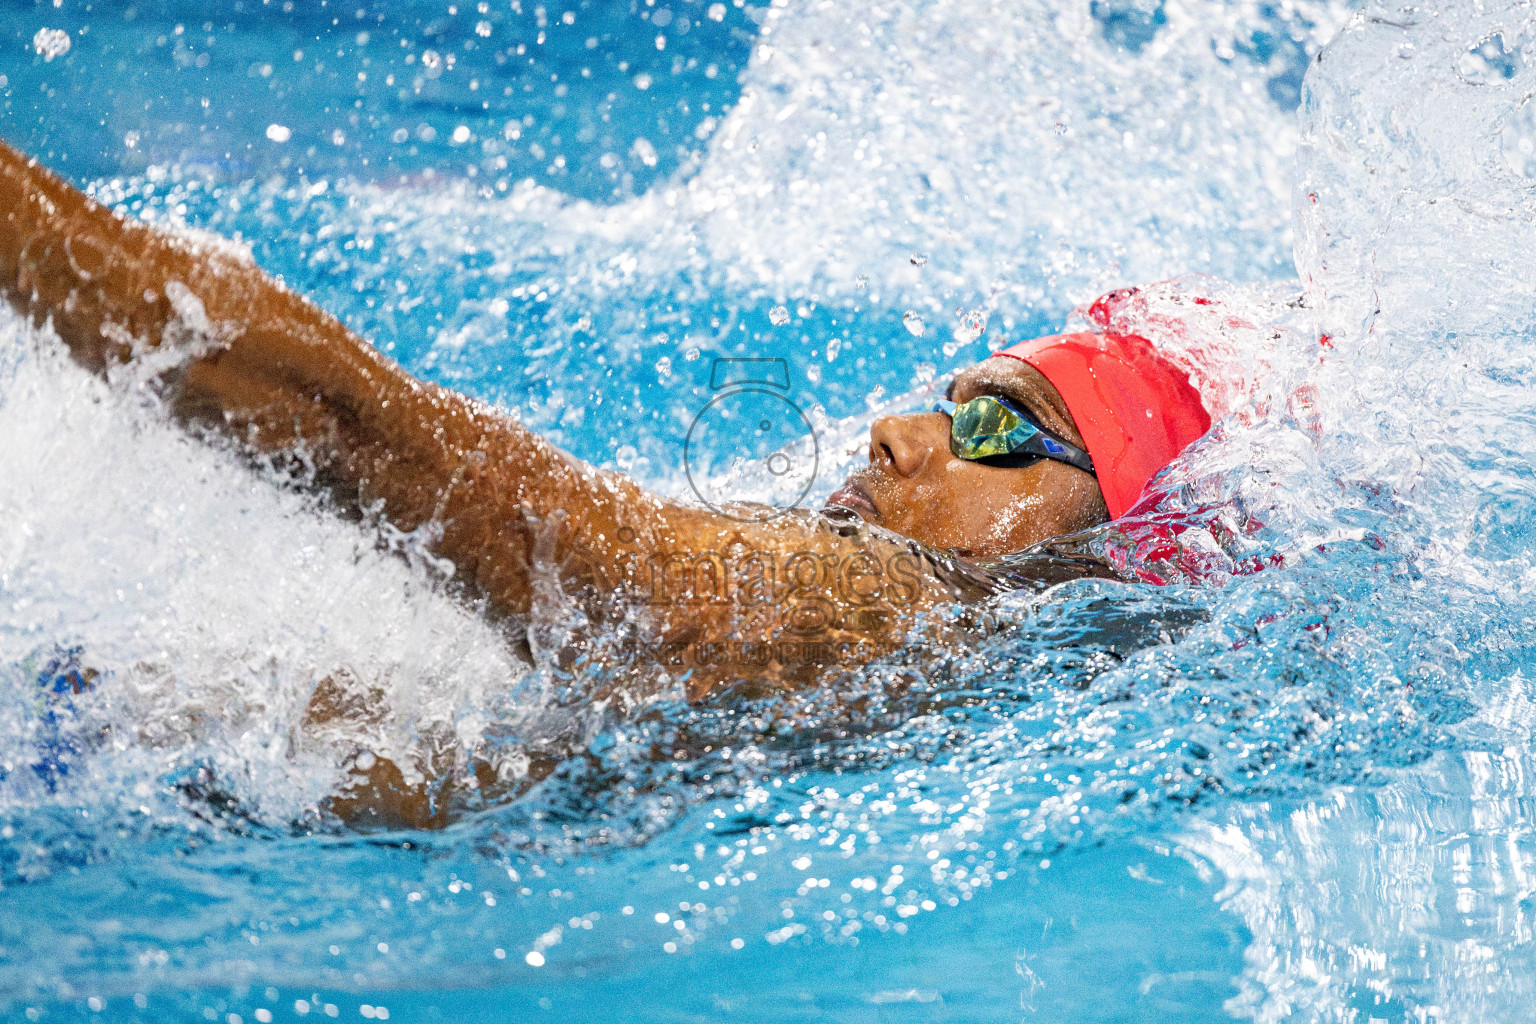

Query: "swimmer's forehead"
left=945, top=355, right=1081, bottom=445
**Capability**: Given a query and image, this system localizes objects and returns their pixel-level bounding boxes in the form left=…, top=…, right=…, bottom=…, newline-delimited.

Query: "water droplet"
left=769, top=305, right=790, bottom=326
left=910, top=253, right=928, bottom=267
left=265, top=123, right=291, bottom=143
left=954, top=308, right=988, bottom=344
left=574, top=314, right=593, bottom=333
left=902, top=311, right=925, bottom=337
left=32, top=28, right=70, bottom=60
left=475, top=19, right=492, bottom=36
left=826, top=336, right=842, bottom=362
left=655, top=356, right=673, bottom=380
left=1458, top=33, right=1520, bottom=85
left=854, top=276, right=868, bottom=290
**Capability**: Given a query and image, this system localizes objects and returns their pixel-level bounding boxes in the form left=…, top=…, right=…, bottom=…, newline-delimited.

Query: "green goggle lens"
left=948, top=394, right=1040, bottom=460
left=933, top=394, right=1095, bottom=474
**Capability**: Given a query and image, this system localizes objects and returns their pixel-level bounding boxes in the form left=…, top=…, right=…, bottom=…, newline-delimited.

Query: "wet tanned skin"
left=0, top=139, right=1107, bottom=825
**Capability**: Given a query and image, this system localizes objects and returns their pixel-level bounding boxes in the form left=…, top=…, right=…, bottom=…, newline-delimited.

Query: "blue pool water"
left=8, top=0, right=1536, bottom=1020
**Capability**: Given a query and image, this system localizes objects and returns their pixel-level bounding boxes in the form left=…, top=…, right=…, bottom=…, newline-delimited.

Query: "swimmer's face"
left=825, top=356, right=1108, bottom=556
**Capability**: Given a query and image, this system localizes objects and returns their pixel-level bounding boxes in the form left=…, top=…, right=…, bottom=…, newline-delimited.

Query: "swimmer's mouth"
left=825, top=479, right=878, bottom=520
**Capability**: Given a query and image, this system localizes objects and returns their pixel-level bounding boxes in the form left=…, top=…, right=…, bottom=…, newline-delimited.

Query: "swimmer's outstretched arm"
left=0, top=140, right=978, bottom=699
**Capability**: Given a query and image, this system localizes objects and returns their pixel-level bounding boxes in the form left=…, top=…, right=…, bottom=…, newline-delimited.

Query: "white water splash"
left=317, top=0, right=1352, bottom=338
left=0, top=324, right=531, bottom=824
left=691, top=0, right=1351, bottom=306
left=31, top=28, right=70, bottom=61
left=1296, top=1, right=1536, bottom=347
left=1163, top=3, right=1536, bottom=1020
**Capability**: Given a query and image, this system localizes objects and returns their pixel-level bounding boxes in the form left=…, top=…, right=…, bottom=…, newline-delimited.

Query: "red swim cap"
left=996, top=331, right=1210, bottom=519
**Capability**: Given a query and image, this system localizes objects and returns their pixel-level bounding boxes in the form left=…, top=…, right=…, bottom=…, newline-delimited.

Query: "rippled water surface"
left=10, top=0, right=1536, bottom=1020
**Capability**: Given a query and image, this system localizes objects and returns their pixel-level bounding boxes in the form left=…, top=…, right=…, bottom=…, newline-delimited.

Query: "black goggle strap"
left=933, top=396, right=1096, bottom=475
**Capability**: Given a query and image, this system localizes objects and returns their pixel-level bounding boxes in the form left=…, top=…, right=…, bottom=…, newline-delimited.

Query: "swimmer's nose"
left=869, top=414, right=938, bottom=478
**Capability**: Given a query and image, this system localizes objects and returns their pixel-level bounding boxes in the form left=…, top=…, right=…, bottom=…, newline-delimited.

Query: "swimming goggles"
left=933, top=394, right=1096, bottom=474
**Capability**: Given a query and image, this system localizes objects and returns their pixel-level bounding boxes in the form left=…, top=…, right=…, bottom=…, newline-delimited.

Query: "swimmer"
left=0, top=139, right=1210, bottom=823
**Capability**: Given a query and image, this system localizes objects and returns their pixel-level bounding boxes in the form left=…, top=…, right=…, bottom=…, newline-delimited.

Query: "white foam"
left=0, top=321, right=529, bottom=822
left=1296, top=2, right=1536, bottom=346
